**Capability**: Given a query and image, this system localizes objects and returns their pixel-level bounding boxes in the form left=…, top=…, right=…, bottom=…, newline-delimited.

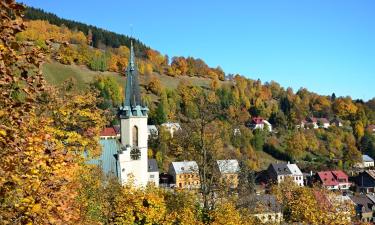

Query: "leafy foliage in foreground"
left=0, top=2, right=106, bottom=223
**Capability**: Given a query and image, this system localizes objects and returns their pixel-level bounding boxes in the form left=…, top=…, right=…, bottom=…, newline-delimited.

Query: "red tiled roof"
left=313, top=190, right=332, bottom=209
left=331, top=170, right=348, bottom=180
left=100, top=127, right=117, bottom=137
left=252, top=117, right=264, bottom=124
left=317, top=171, right=339, bottom=186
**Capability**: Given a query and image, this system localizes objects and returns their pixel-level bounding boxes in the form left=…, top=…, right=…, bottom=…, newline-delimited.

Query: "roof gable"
left=217, top=160, right=239, bottom=174
left=171, top=161, right=198, bottom=174
left=270, top=163, right=291, bottom=175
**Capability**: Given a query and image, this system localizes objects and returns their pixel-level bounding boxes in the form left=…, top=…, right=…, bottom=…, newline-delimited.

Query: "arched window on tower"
left=132, top=126, right=138, bottom=147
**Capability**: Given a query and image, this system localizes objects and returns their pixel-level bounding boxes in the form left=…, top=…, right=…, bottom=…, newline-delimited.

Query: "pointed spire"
left=121, top=39, right=147, bottom=117
left=129, top=40, right=135, bottom=71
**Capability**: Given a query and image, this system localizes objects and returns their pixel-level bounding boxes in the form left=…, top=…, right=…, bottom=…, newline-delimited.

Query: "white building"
left=267, top=162, right=304, bottom=186
left=147, top=125, right=158, bottom=138
left=355, top=155, right=375, bottom=168
left=249, top=117, right=272, bottom=132
left=147, top=159, right=159, bottom=186
left=161, top=122, right=181, bottom=137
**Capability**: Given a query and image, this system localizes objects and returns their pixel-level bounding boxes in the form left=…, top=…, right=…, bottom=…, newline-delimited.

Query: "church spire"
left=120, top=40, right=148, bottom=117
left=129, top=40, right=135, bottom=71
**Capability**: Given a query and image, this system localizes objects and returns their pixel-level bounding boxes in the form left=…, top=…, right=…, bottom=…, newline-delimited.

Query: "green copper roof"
left=87, top=139, right=120, bottom=176
left=124, top=41, right=143, bottom=108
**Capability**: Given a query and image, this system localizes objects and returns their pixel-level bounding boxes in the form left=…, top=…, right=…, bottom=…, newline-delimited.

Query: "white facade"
left=253, top=120, right=272, bottom=132
left=148, top=171, right=159, bottom=186
left=287, top=163, right=304, bottom=186
left=161, top=122, right=181, bottom=137
left=118, top=114, right=149, bottom=187
left=355, top=155, right=375, bottom=168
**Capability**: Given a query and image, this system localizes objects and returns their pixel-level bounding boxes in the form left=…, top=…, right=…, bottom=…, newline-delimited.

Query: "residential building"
left=147, top=159, right=159, bottom=187
left=248, top=117, right=272, bottom=132
left=168, top=161, right=200, bottom=189
left=296, top=119, right=307, bottom=129
left=355, top=155, right=375, bottom=169
left=316, top=170, right=351, bottom=190
left=89, top=42, right=158, bottom=187
left=350, top=194, right=375, bottom=223
left=238, top=194, right=283, bottom=224
left=147, top=125, right=158, bottom=138
left=331, top=117, right=343, bottom=127
left=267, top=162, right=304, bottom=186
left=307, top=117, right=330, bottom=129
left=100, top=126, right=120, bottom=139
left=216, top=159, right=239, bottom=188
left=161, top=122, right=181, bottom=137
left=354, top=170, right=375, bottom=193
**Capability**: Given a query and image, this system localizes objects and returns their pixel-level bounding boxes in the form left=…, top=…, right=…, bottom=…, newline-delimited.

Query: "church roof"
left=124, top=41, right=143, bottom=108
left=119, top=41, right=148, bottom=117
left=87, top=139, right=120, bottom=175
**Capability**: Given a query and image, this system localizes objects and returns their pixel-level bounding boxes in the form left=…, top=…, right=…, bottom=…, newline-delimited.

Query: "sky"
left=22, top=0, right=375, bottom=100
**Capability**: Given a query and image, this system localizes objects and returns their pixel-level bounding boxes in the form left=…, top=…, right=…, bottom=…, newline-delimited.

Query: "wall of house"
left=175, top=173, right=200, bottom=189
left=254, top=212, right=283, bottom=224
left=147, top=171, right=159, bottom=187
left=220, top=173, right=239, bottom=188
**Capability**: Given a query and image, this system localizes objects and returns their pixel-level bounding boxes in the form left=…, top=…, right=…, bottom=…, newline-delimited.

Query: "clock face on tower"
left=130, top=148, right=141, bottom=160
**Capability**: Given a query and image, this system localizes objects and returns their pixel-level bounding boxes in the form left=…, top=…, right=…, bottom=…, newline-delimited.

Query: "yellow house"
left=217, top=160, right=239, bottom=189
left=169, top=161, right=200, bottom=189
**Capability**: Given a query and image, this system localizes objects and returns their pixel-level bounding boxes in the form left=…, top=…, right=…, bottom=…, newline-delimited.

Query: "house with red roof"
left=316, top=170, right=351, bottom=190
left=100, top=126, right=120, bottom=139
left=306, top=117, right=330, bottom=129
left=248, top=117, right=272, bottom=132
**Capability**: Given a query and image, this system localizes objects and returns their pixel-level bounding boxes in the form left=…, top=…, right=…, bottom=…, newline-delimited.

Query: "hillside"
left=20, top=6, right=375, bottom=174
left=42, top=61, right=213, bottom=90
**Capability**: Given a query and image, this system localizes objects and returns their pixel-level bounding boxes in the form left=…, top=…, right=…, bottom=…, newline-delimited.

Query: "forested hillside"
left=18, top=6, right=375, bottom=173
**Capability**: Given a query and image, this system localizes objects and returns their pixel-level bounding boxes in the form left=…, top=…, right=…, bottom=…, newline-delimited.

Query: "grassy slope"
left=43, top=61, right=211, bottom=90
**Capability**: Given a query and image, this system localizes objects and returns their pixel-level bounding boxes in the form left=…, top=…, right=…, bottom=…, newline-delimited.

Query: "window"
left=132, top=126, right=138, bottom=147
left=150, top=175, right=155, bottom=178
left=179, top=183, right=182, bottom=188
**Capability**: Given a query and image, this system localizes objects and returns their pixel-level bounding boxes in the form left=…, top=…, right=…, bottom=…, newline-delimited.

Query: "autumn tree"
left=0, top=3, right=105, bottom=224
left=285, top=131, right=308, bottom=160
left=176, top=91, right=227, bottom=218
left=92, top=76, right=123, bottom=108
left=147, top=75, right=163, bottom=96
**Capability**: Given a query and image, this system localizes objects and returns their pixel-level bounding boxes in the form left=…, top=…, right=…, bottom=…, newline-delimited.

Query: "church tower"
left=118, top=41, right=149, bottom=187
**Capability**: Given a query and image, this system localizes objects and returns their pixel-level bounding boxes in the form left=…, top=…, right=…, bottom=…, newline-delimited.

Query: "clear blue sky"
left=22, top=0, right=375, bottom=100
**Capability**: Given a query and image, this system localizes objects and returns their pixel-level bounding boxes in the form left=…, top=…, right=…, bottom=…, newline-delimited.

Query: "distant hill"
left=24, top=6, right=149, bottom=56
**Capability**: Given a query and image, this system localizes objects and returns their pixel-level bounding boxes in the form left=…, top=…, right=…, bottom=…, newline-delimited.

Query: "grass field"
left=43, top=62, right=125, bottom=90
left=42, top=61, right=212, bottom=90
